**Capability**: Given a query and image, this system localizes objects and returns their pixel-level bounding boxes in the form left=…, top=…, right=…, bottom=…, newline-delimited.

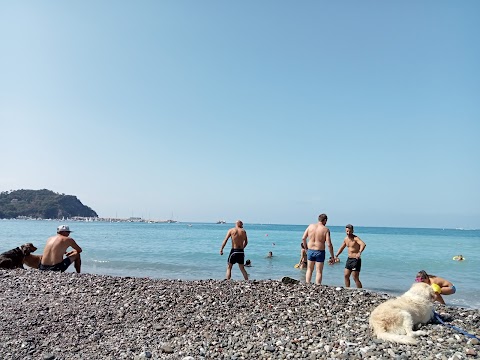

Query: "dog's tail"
left=374, top=331, right=417, bottom=345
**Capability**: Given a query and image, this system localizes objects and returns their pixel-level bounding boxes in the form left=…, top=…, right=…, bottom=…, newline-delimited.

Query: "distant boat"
left=166, top=212, right=177, bottom=223
left=216, top=220, right=226, bottom=224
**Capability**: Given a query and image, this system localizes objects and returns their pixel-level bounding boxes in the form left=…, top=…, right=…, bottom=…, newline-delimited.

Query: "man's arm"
left=68, top=238, right=82, bottom=254
left=243, top=233, right=248, bottom=248
left=326, top=230, right=334, bottom=259
left=220, top=230, right=231, bottom=255
left=301, top=227, right=309, bottom=251
left=335, top=240, right=347, bottom=258
left=355, top=237, right=366, bottom=259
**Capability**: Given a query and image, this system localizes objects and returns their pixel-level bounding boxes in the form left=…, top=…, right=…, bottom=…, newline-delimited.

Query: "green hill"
left=0, top=189, right=98, bottom=219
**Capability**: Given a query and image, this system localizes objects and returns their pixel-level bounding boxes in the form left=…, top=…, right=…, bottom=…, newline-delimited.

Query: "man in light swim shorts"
left=39, top=225, right=82, bottom=273
left=335, top=224, right=366, bottom=288
left=301, top=214, right=335, bottom=285
left=415, top=270, right=456, bottom=305
left=220, top=220, right=249, bottom=280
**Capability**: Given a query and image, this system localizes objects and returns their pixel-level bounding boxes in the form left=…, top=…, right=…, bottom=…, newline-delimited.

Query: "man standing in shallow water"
left=220, top=220, right=249, bottom=280
left=39, top=225, right=82, bottom=273
left=335, top=224, right=366, bottom=288
left=302, top=214, right=335, bottom=285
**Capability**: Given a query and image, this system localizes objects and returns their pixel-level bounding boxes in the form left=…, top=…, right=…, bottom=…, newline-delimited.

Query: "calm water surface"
left=1, top=220, right=478, bottom=309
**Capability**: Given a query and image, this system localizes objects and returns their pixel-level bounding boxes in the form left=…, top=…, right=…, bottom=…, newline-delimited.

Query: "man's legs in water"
left=352, top=271, right=362, bottom=288
left=315, top=261, right=325, bottom=285
left=344, top=268, right=352, bottom=287
left=226, top=263, right=233, bottom=280
left=306, top=260, right=315, bottom=283
left=238, top=264, right=248, bottom=280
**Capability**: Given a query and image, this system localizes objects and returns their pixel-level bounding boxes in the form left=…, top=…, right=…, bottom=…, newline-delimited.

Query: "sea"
left=1, top=220, right=479, bottom=309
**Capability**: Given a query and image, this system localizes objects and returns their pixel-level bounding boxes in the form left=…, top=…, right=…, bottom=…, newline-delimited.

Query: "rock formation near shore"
left=0, top=189, right=98, bottom=219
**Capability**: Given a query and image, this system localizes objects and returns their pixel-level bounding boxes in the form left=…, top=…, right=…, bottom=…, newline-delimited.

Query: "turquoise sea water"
left=1, top=220, right=479, bottom=309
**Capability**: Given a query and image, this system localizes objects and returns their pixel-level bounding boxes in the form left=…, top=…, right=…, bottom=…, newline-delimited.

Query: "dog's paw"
left=411, top=330, right=428, bottom=337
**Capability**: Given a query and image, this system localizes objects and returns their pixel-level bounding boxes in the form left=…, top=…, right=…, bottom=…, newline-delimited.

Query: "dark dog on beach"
left=0, top=243, right=38, bottom=269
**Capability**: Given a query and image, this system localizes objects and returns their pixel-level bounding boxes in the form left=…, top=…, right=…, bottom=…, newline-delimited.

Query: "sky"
left=0, top=1, right=479, bottom=229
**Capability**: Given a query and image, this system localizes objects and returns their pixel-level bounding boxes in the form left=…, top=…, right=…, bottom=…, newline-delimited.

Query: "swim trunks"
left=39, top=258, right=72, bottom=272
left=451, top=285, right=456, bottom=294
left=345, top=257, right=362, bottom=272
left=307, top=249, right=325, bottom=263
left=228, top=249, right=245, bottom=265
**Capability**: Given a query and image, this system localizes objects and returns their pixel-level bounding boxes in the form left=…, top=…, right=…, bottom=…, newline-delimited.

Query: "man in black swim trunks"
left=39, top=225, right=82, bottom=273
left=219, top=220, right=249, bottom=280
left=334, top=224, right=366, bottom=288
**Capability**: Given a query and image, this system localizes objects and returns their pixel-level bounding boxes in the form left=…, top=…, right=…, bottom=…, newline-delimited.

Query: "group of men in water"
left=219, top=214, right=367, bottom=288
left=218, top=215, right=457, bottom=305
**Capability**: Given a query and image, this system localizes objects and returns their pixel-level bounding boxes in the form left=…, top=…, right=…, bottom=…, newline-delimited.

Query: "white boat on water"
left=216, top=220, right=226, bottom=224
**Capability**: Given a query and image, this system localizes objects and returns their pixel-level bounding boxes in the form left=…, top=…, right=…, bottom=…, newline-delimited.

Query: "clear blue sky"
left=1, top=1, right=479, bottom=228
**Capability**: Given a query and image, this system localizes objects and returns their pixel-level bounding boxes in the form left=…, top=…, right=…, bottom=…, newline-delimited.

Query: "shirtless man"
left=39, top=225, right=82, bottom=273
left=335, top=224, right=366, bottom=288
left=302, top=214, right=335, bottom=285
left=415, top=270, right=455, bottom=305
left=219, top=220, right=248, bottom=280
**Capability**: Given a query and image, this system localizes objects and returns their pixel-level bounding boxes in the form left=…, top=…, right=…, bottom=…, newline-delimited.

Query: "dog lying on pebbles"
left=369, top=282, right=435, bottom=344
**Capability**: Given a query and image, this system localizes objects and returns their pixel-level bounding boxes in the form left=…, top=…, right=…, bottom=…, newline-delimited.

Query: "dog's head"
left=407, top=282, right=436, bottom=302
left=20, top=243, right=38, bottom=256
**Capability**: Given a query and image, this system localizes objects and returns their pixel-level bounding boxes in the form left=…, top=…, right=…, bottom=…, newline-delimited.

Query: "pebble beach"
left=0, top=270, right=478, bottom=360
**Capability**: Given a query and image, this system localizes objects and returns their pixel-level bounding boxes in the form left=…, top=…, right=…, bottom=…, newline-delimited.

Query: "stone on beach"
left=0, top=269, right=479, bottom=359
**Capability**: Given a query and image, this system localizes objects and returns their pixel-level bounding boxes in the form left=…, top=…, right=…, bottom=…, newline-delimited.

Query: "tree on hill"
left=0, top=189, right=98, bottom=219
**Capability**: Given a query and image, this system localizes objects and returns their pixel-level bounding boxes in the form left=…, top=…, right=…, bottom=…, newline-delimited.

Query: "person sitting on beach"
left=39, top=225, right=82, bottom=273
left=415, top=270, right=456, bottom=305
left=267, top=251, right=273, bottom=258
left=245, top=259, right=252, bottom=267
left=335, top=224, right=366, bottom=288
left=302, top=213, right=335, bottom=285
left=219, top=220, right=248, bottom=280
left=298, top=243, right=307, bottom=269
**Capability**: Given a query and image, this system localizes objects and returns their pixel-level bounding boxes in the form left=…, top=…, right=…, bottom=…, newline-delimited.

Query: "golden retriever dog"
left=23, top=254, right=43, bottom=269
left=369, top=282, right=435, bottom=344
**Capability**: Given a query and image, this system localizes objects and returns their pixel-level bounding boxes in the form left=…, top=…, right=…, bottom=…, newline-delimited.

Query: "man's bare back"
left=228, top=227, right=247, bottom=249
left=40, top=225, right=82, bottom=273
left=303, top=223, right=330, bottom=250
left=42, top=235, right=80, bottom=265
